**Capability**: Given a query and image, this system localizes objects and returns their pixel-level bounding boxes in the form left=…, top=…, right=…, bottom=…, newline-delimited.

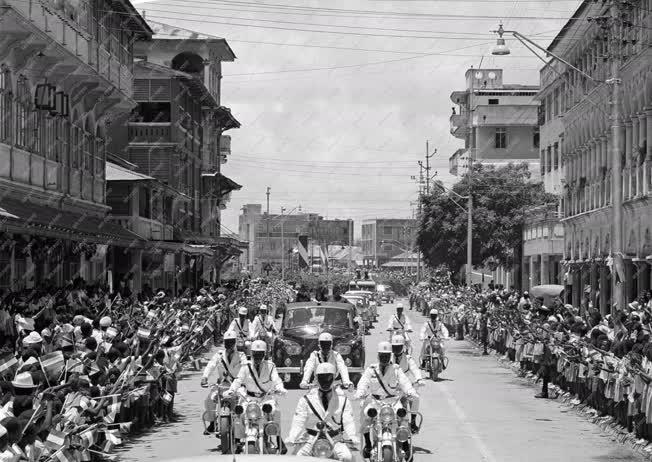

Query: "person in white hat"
left=287, top=362, right=356, bottom=461
left=200, top=331, right=246, bottom=439
left=225, top=307, right=252, bottom=347
left=419, top=309, right=449, bottom=370
left=12, top=372, right=37, bottom=393
left=355, top=341, right=417, bottom=459
left=387, top=303, right=413, bottom=351
left=300, top=332, right=352, bottom=390
left=250, top=304, right=277, bottom=344
left=391, top=335, right=423, bottom=433
left=21, top=332, right=43, bottom=354
left=224, top=340, right=286, bottom=452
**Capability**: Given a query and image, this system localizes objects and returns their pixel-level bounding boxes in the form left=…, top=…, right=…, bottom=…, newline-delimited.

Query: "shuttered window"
left=133, top=79, right=171, bottom=102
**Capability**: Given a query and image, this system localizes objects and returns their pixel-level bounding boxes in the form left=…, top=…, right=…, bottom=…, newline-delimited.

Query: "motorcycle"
left=201, top=382, right=233, bottom=453
left=228, top=387, right=284, bottom=455
left=364, top=396, right=421, bottom=462
left=423, top=337, right=448, bottom=381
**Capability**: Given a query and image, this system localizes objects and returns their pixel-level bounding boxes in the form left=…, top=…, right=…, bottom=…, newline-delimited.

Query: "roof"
left=148, top=21, right=237, bottom=61
left=106, top=162, right=155, bottom=182
left=201, top=172, right=243, bottom=196
left=111, top=0, right=153, bottom=37
left=382, top=261, right=420, bottom=268
left=214, top=106, right=241, bottom=130
left=546, top=1, right=593, bottom=54
left=0, top=197, right=145, bottom=247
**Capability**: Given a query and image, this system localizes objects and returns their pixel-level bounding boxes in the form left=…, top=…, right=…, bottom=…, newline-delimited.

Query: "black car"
left=273, top=302, right=365, bottom=387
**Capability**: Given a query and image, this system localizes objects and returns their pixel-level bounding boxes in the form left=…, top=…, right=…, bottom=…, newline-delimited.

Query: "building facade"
left=360, top=218, right=416, bottom=268
left=0, top=0, right=151, bottom=290
left=238, top=204, right=353, bottom=274
left=449, top=68, right=541, bottom=176
left=106, top=23, right=244, bottom=292
left=536, top=0, right=652, bottom=312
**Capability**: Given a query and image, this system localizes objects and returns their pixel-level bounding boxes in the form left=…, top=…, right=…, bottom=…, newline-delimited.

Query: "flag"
left=102, top=429, right=122, bottom=452
left=45, top=429, right=66, bottom=450
left=79, top=428, right=96, bottom=448
left=54, top=448, right=75, bottom=462
left=0, top=354, right=18, bottom=375
left=40, top=351, right=65, bottom=375
left=161, top=391, right=173, bottom=404
left=66, top=359, right=84, bottom=374
left=103, top=396, right=121, bottom=424
left=137, top=327, right=151, bottom=338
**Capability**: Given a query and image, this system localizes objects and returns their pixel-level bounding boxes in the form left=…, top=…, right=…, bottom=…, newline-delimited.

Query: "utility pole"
left=348, top=219, right=353, bottom=274
left=466, top=67, right=475, bottom=288
left=281, top=207, right=286, bottom=280
left=425, top=141, right=437, bottom=195
left=266, top=186, right=270, bottom=272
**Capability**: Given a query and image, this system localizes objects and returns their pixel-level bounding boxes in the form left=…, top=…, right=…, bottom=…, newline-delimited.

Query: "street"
left=116, top=299, right=643, bottom=462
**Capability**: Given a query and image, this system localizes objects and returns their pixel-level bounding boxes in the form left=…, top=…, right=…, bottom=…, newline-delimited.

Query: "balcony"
left=128, top=123, right=172, bottom=144
left=473, top=105, right=538, bottom=126
left=449, top=113, right=469, bottom=139
left=109, top=216, right=173, bottom=241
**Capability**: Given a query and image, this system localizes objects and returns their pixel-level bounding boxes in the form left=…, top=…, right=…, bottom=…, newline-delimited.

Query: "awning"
left=214, top=106, right=240, bottom=130
left=0, top=197, right=145, bottom=248
left=106, top=162, right=155, bottom=182
left=202, top=172, right=242, bottom=196
left=183, top=244, right=215, bottom=257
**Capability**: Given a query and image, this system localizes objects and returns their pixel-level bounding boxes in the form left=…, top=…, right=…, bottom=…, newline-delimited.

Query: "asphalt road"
left=117, top=299, right=644, bottom=462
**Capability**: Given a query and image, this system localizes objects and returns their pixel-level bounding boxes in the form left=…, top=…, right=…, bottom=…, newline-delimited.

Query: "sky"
left=132, top=0, right=581, bottom=237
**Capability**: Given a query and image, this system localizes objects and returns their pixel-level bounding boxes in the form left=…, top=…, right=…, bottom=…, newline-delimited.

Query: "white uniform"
left=287, top=388, right=356, bottom=462
left=226, top=318, right=252, bottom=341
left=227, top=359, right=286, bottom=396
left=419, top=320, right=449, bottom=341
left=387, top=314, right=413, bottom=332
left=393, top=353, right=422, bottom=412
left=250, top=314, right=277, bottom=340
left=301, top=350, right=351, bottom=387
left=202, top=349, right=246, bottom=420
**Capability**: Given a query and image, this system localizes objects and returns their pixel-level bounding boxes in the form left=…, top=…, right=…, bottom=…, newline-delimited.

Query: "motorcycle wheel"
left=219, top=416, right=231, bottom=454
left=382, top=446, right=394, bottom=462
left=247, top=441, right=259, bottom=454
left=430, top=357, right=440, bottom=381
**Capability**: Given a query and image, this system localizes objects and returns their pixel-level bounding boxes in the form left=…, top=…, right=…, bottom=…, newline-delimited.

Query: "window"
left=0, top=67, right=11, bottom=142
left=488, top=98, right=499, bottom=105
left=495, top=128, right=507, bottom=149
left=383, top=226, right=393, bottom=236
left=553, top=142, right=559, bottom=170
left=546, top=147, right=552, bottom=173
left=15, top=77, right=30, bottom=150
left=134, top=102, right=171, bottom=123
left=533, top=128, right=540, bottom=148
left=139, top=186, right=151, bottom=218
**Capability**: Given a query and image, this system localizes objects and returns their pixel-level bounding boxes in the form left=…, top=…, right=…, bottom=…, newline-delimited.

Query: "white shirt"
left=287, top=388, right=356, bottom=444
left=355, top=363, right=417, bottom=400
left=301, top=350, right=351, bottom=386
left=387, top=314, right=413, bottom=332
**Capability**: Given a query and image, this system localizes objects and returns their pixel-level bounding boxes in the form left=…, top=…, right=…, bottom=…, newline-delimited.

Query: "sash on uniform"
left=394, top=316, right=405, bottom=330
left=372, top=366, right=395, bottom=397
left=247, top=363, right=268, bottom=395
left=221, top=355, right=235, bottom=381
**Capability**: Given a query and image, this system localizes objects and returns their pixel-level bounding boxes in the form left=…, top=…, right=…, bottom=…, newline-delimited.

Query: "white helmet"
left=259, top=304, right=268, bottom=311
left=391, top=335, right=405, bottom=346
left=319, top=332, right=333, bottom=342
left=378, top=341, right=392, bottom=353
left=396, top=303, right=404, bottom=309
left=238, top=306, right=248, bottom=316
left=251, top=340, right=267, bottom=352
left=430, top=309, right=439, bottom=315
left=223, top=331, right=237, bottom=340
left=316, top=362, right=336, bottom=376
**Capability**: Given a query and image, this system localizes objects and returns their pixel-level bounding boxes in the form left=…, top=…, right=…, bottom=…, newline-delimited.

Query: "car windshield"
left=283, top=306, right=353, bottom=329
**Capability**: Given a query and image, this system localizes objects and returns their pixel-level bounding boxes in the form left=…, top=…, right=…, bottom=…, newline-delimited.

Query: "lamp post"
left=491, top=14, right=623, bottom=310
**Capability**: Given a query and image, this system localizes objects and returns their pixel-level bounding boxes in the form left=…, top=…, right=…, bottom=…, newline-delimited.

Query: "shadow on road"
left=413, top=445, right=433, bottom=454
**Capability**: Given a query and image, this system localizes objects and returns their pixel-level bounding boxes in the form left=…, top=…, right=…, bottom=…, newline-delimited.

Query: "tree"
left=416, top=163, right=556, bottom=287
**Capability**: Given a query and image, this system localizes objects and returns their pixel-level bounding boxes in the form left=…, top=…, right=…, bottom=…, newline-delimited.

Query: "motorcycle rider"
left=300, top=333, right=352, bottom=390
left=200, top=331, right=245, bottom=435
left=391, top=335, right=423, bottom=433
left=387, top=303, right=413, bottom=348
left=224, top=340, right=287, bottom=453
left=226, top=306, right=252, bottom=349
left=355, top=341, right=418, bottom=460
left=419, top=309, right=449, bottom=370
left=251, top=304, right=277, bottom=342
left=287, top=363, right=356, bottom=461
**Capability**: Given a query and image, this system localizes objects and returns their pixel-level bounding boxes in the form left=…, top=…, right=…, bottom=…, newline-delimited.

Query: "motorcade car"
left=377, top=284, right=396, bottom=303
left=272, top=302, right=365, bottom=386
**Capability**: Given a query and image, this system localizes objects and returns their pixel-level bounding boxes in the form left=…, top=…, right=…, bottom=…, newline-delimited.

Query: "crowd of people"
left=410, top=280, right=652, bottom=446
left=0, top=277, right=293, bottom=462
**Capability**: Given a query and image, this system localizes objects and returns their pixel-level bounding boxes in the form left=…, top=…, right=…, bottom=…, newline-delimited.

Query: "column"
left=132, top=249, right=143, bottom=294
left=9, top=245, right=15, bottom=291
left=590, top=262, right=599, bottom=311
left=642, top=109, right=650, bottom=194
left=624, top=259, right=634, bottom=302
left=602, top=136, right=610, bottom=204
left=632, top=116, right=640, bottom=196
left=599, top=264, right=608, bottom=316
left=541, top=254, right=550, bottom=285
left=529, top=256, right=535, bottom=289
left=595, top=139, right=603, bottom=206
left=625, top=120, right=633, bottom=199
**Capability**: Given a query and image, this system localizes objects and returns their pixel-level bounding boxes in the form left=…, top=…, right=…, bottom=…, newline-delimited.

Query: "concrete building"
left=360, top=219, right=417, bottom=268
left=0, top=0, right=151, bottom=290
left=537, top=0, right=652, bottom=312
left=449, top=68, right=541, bottom=176
left=238, top=204, right=353, bottom=274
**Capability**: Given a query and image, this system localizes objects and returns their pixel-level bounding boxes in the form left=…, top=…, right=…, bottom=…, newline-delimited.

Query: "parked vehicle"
left=273, top=302, right=365, bottom=386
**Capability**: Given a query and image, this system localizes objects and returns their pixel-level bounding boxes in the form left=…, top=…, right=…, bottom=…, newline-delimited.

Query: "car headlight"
left=335, top=344, right=351, bottom=355
left=246, top=403, right=262, bottom=420
left=284, top=340, right=302, bottom=356
left=379, top=405, right=394, bottom=424
left=312, top=438, right=333, bottom=458
left=396, top=425, right=411, bottom=443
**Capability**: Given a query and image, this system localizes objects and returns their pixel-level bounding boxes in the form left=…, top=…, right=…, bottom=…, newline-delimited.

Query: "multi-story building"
left=107, top=22, right=244, bottom=292
left=238, top=204, right=353, bottom=274
left=537, top=0, right=652, bottom=312
left=360, top=218, right=416, bottom=267
left=0, top=0, right=152, bottom=290
left=449, top=68, right=541, bottom=176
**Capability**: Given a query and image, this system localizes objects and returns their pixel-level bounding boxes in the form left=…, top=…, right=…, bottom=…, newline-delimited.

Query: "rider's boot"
left=362, top=432, right=372, bottom=459
left=204, top=421, right=215, bottom=435
left=441, top=355, right=447, bottom=370
left=410, top=414, right=419, bottom=434
left=402, top=441, right=412, bottom=462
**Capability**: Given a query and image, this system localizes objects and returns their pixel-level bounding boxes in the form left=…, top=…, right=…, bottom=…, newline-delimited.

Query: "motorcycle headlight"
left=264, top=421, right=280, bottom=436
left=285, top=341, right=302, bottom=356
left=262, top=403, right=273, bottom=414
left=234, top=404, right=244, bottom=415
left=335, top=344, right=351, bottom=355
left=312, top=438, right=333, bottom=458
left=366, top=407, right=378, bottom=418
left=246, top=403, right=262, bottom=420
left=379, top=405, right=395, bottom=424
left=396, top=425, right=411, bottom=443
left=397, top=407, right=407, bottom=419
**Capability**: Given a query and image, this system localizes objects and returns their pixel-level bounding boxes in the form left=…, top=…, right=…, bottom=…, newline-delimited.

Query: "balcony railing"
left=128, top=123, right=172, bottom=144
left=473, top=104, right=538, bottom=126
left=109, top=215, right=173, bottom=240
